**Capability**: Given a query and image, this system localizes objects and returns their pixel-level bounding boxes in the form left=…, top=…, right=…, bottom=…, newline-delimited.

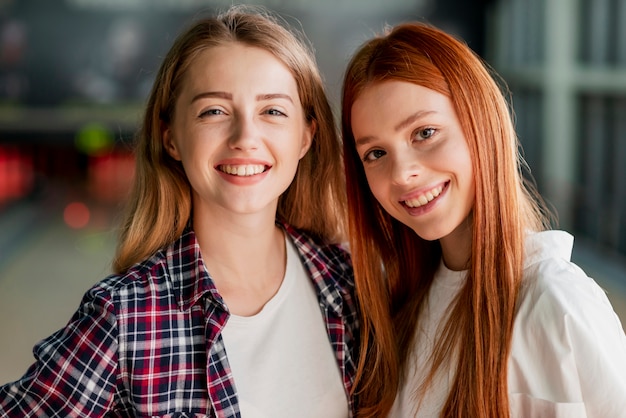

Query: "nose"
left=229, top=114, right=260, bottom=151
left=390, top=152, right=420, bottom=185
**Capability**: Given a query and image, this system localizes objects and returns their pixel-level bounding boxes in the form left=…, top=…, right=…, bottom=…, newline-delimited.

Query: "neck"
left=192, top=205, right=287, bottom=316
left=194, top=207, right=284, bottom=276
left=439, top=217, right=472, bottom=271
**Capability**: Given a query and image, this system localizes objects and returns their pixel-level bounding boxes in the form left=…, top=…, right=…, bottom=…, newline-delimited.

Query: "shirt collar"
left=165, top=227, right=226, bottom=312
left=166, top=222, right=348, bottom=317
left=524, top=230, right=574, bottom=268
left=280, top=221, right=347, bottom=317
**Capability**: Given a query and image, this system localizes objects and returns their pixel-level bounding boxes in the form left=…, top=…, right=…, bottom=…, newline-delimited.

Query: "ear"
left=299, top=119, right=315, bottom=160
left=163, top=125, right=182, bottom=161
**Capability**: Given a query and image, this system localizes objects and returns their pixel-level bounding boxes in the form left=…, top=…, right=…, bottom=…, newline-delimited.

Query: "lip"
left=215, top=158, right=272, bottom=184
left=399, top=180, right=449, bottom=215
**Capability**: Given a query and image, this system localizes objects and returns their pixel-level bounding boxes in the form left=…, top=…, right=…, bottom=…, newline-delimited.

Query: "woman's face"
left=163, top=43, right=313, bottom=219
left=351, top=80, right=475, bottom=263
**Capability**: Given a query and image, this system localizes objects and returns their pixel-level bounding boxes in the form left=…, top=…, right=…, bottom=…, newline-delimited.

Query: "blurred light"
left=75, top=123, right=114, bottom=156
left=87, top=151, right=135, bottom=204
left=0, top=145, right=34, bottom=206
left=63, top=202, right=90, bottom=229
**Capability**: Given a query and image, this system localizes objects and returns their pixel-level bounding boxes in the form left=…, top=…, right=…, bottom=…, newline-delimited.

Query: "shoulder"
left=510, top=235, right=626, bottom=412
left=87, top=228, right=202, bottom=309
left=515, top=230, right=626, bottom=366
left=94, top=250, right=170, bottom=298
left=519, top=230, right=617, bottom=322
left=103, top=227, right=200, bottom=295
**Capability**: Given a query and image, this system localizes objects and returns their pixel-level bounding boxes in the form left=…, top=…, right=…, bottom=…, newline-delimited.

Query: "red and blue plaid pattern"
left=0, top=222, right=358, bottom=417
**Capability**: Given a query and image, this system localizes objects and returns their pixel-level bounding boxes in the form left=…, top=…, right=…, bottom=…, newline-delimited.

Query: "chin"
left=410, top=227, right=445, bottom=242
left=416, top=234, right=443, bottom=242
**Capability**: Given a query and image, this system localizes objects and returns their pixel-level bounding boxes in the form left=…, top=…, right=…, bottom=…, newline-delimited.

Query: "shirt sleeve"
left=512, top=259, right=626, bottom=418
left=0, top=285, right=120, bottom=417
left=562, top=272, right=626, bottom=417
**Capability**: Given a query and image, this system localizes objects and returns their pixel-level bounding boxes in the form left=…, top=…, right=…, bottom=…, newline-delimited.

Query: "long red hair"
left=342, top=23, right=549, bottom=417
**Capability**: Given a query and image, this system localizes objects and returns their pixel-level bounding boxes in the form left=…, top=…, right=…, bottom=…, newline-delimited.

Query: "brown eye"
left=265, top=108, right=286, bottom=117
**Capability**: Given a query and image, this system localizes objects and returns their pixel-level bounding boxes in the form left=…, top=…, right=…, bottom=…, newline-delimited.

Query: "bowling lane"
left=0, top=198, right=117, bottom=384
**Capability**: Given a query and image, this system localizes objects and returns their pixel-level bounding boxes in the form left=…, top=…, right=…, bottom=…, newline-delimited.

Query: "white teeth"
left=220, top=164, right=265, bottom=176
left=404, top=185, right=444, bottom=208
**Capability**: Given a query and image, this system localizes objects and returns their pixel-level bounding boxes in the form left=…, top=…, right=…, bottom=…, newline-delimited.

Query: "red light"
left=63, top=202, right=90, bottom=229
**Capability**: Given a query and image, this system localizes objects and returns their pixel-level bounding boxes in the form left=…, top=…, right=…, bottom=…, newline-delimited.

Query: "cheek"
left=441, top=140, right=472, bottom=180
left=467, top=174, right=476, bottom=204
left=177, top=143, right=212, bottom=180
left=457, top=158, right=475, bottom=208
left=364, top=169, right=388, bottom=201
left=176, top=146, right=198, bottom=170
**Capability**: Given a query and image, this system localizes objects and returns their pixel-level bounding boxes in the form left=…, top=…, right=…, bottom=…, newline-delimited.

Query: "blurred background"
left=0, top=0, right=625, bottom=383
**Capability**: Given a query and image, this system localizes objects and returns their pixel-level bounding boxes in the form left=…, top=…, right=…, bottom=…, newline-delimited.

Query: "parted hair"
left=113, top=5, right=346, bottom=273
left=341, top=22, right=550, bottom=417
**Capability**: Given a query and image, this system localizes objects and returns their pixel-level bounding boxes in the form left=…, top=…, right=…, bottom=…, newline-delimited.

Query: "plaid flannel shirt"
left=0, top=222, right=358, bottom=417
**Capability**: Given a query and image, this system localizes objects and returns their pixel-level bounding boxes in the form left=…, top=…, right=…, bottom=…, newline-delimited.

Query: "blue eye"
left=415, top=127, right=436, bottom=141
left=363, top=149, right=386, bottom=162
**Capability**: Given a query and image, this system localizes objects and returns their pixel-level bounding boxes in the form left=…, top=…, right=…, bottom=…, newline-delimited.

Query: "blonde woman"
left=0, top=7, right=357, bottom=417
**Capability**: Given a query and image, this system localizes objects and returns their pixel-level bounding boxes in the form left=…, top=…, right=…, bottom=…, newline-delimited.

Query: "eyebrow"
left=190, top=91, right=293, bottom=104
left=354, top=110, right=437, bottom=147
left=256, top=93, right=293, bottom=103
left=191, top=91, right=231, bottom=103
left=394, top=110, right=436, bottom=132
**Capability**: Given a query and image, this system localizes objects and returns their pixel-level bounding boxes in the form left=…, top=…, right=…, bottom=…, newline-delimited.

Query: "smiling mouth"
left=218, top=164, right=267, bottom=176
left=403, top=183, right=446, bottom=208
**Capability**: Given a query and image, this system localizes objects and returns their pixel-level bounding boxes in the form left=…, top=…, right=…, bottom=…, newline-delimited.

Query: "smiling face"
left=163, top=43, right=313, bottom=220
left=351, top=80, right=475, bottom=266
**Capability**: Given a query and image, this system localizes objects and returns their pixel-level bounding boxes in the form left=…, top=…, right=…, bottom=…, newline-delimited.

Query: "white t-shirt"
left=390, top=230, right=626, bottom=418
left=221, top=237, right=349, bottom=418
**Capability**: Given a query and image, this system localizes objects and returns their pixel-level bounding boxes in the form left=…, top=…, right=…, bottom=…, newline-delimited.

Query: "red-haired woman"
left=341, top=21, right=626, bottom=418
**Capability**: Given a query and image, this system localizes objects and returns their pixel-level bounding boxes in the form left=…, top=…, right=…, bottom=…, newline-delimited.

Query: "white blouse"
left=390, top=230, right=626, bottom=418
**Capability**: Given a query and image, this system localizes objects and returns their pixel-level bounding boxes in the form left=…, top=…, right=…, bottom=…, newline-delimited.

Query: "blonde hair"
left=341, top=22, right=550, bottom=417
left=113, top=6, right=346, bottom=273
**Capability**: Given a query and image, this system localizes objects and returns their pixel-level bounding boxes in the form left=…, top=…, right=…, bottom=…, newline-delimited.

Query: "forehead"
left=351, top=81, right=453, bottom=131
left=354, top=80, right=448, bottom=109
left=180, top=43, right=299, bottom=95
